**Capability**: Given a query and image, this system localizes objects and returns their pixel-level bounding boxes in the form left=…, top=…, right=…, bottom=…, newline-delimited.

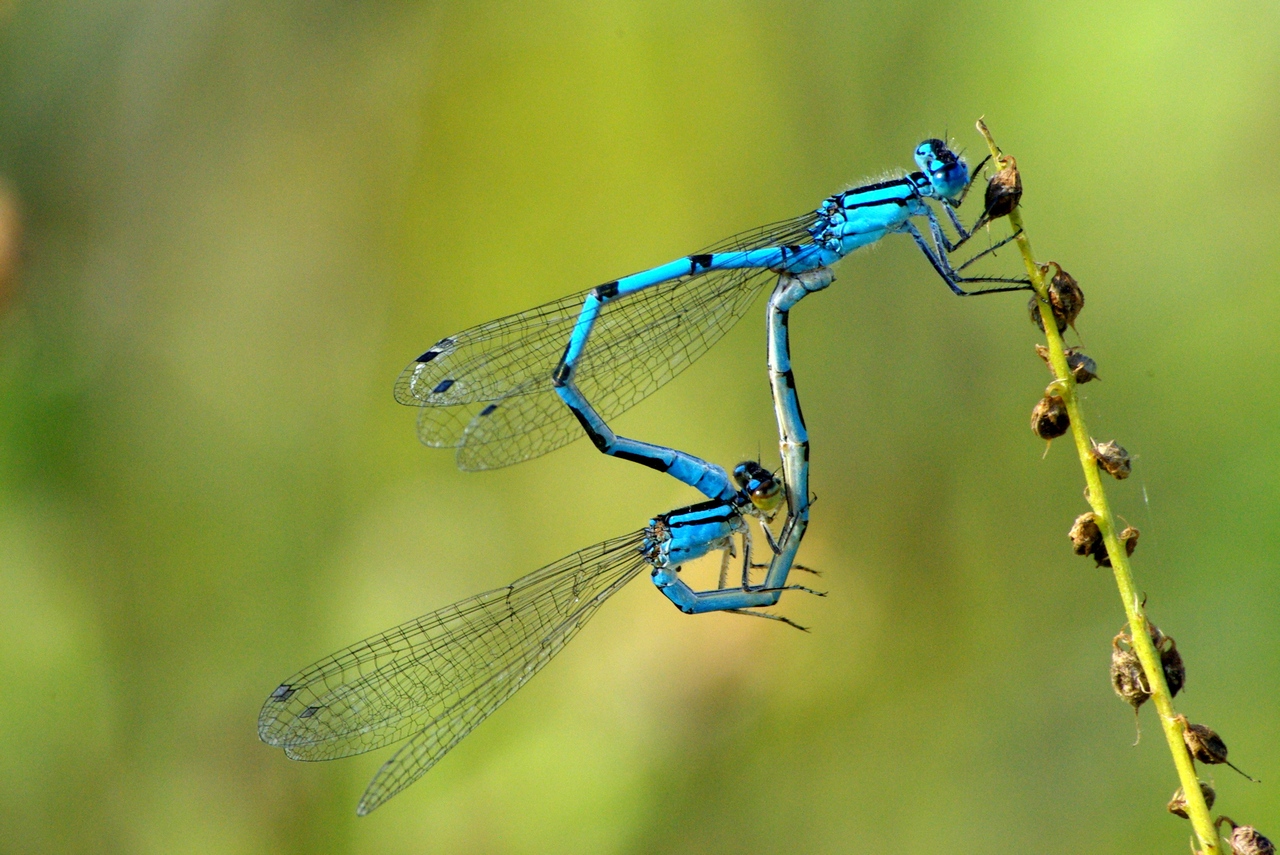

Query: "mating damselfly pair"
left=258, top=138, right=1027, bottom=814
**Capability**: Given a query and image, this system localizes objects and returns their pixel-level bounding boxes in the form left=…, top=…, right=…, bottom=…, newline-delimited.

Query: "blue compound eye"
left=913, top=139, right=968, bottom=201
left=914, top=138, right=946, bottom=171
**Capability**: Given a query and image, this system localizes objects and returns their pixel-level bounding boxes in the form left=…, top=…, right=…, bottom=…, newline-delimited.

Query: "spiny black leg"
left=783, top=584, right=827, bottom=598
left=726, top=608, right=810, bottom=632
left=943, top=204, right=972, bottom=244
left=906, top=222, right=1031, bottom=296
left=962, top=154, right=992, bottom=202
left=956, top=229, right=1022, bottom=272
left=749, top=583, right=828, bottom=598
left=750, top=562, right=818, bottom=575
left=760, top=522, right=781, bottom=555
left=962, top=282, right=1035, bottom=296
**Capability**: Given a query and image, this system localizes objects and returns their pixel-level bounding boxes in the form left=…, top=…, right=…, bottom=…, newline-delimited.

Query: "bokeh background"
left=2, top=2, right=1277, bottom=853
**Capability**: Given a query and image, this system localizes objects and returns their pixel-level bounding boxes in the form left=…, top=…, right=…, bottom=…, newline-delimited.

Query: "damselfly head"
left=733, top=461, right=783, bottom=514
left=914, top=139, right=969, bottom=203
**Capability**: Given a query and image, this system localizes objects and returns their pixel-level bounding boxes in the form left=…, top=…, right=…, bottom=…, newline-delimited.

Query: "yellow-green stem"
left=976, top=119, right=1218, bottom=855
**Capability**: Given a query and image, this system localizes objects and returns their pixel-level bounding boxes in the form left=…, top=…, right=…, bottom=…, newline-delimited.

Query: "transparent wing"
left=259, top=533, right=648, bottom=812
left=395, top=214, right=820, bottom=469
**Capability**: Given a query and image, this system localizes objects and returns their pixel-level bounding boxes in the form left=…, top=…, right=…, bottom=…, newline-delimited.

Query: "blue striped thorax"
left=806, top=138, right=971, bottom=255
left=643, top=461, right=782, bottom=570
left=643, top=499, right=746, bottom=569
left=809, top=178, right=924, bottom=253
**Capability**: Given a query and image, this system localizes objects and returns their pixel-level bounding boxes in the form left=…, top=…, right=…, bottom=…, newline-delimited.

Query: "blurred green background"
left=2, top=2, right=1278, bottom=853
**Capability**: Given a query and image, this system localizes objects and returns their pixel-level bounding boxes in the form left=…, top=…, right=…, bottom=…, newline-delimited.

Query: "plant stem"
left=975, top=119, right=1219, bottom=855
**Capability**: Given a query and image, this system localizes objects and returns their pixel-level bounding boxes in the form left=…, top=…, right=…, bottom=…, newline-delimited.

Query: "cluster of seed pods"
left=984, top=156, right=1269, bottom=855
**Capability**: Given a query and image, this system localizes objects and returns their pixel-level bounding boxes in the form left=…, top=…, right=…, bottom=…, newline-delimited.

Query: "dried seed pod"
left=1160, top=635, right=1186, bottom=697
left=1029, top=295, right=1067, bottom=334
left=982, top=156, right=1021, bottom=223
left=1120, top=526, right=1139, bottom=556
left=1034, top=344, right=1099, bottom=384
left=1065, top=349, right=1099, bottom=383
left=1096, top=526, right=1139, bottom=568
left=1045, top=263, right=1085, bottom=329
left=1180, top=716, right=1227, bottom=763
left=1069, top=512, right=1103, bottom=558
left=1091, top=439, right=1132, bottom=480
left=1123, top=619, right=1185, bottom=695
left=1232, top=827, right=1276, bottom=855
left=1218, top=818, right=1276, bottom=855
left=1031, top=392, right=1070, bottom=439
left=1176, top=716, right=1258, bottom=781
left=1145, top=618, right=1165, bottom=647
left=1110, top=632, right=1150, bottom=711
left=1167, top=781, right=1215, bottom=819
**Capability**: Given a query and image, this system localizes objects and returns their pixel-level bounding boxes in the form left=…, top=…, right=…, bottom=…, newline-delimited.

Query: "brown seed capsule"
left=1065, top=349, right=1099, bottom=383
left=1091, top=439, right=1132, bottom=480
left=1120, top=526, right=1139, bottom=556
left=1034, top=345, right=1099, bottom=384
left=1110, top=632, right=1150, bottom=711
left=1145, top=618, right=1165, bottom=647
left=1095, top=526, right=1139, bottom=568
left=1218, top=818, right=1276, bottom=855
left=1124, top=619, right=1186, bottom=696
left=1029, top=295, right=1067, bottom=334
left=1233, top=828, right=1276, bottom=855
left=1160, top=636, right=1185, bottom=697
left=1176, top=716, right=1258, bottom=781
left=1045, top=263, right=1085, bottom=329
left=1167, top=781, right=1215, bottom=819
left=982, top=156, right=1022, bottom=223
left=1180, top=716, right=1227, bottom=763
left=1069, top=512, right=1104, bottom=558
left=1031, top=391, right=1070, bottom=439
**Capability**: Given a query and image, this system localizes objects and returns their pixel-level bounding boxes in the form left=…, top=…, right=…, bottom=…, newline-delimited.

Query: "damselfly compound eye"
left=733, top=461, right=783, bottom=513
left=749, top=481, right=783, bottom=513
left=732, top=460, right=767, bottom=490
